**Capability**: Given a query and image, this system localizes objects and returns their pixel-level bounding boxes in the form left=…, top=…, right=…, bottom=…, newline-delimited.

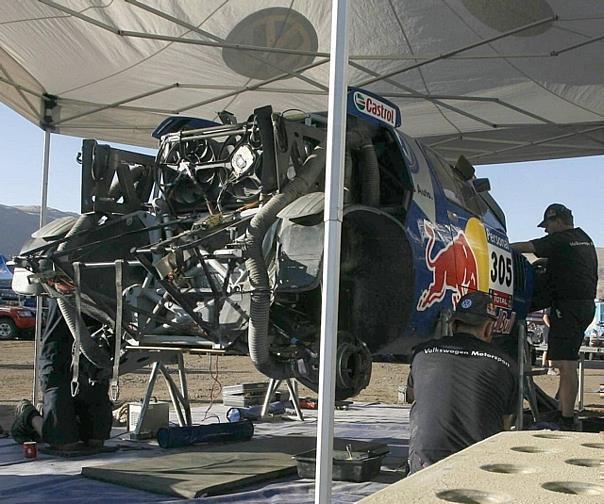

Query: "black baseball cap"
left=538, top=203, right=572, bottom=228
left=451, top=291, right=497, bottom=326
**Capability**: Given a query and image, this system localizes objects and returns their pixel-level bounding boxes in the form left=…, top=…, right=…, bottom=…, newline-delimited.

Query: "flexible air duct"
left=245, top=146, right=326, bottom=379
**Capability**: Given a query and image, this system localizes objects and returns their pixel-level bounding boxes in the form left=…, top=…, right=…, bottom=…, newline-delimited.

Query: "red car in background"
left=0, top=304, right=35, bottom=340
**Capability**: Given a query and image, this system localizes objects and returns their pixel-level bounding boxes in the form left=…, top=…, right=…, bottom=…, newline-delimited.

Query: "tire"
left=0, top=318, right=17, bottom=340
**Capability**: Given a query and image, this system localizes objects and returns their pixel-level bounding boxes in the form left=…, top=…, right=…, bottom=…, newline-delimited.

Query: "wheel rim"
left=0, top=322, right=12, bottom=338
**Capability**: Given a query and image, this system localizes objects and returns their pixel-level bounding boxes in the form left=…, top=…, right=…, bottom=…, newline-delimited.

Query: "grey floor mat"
left=39, top=445, right=119, bottom=458
left=82, top=435, right=316, bottom=499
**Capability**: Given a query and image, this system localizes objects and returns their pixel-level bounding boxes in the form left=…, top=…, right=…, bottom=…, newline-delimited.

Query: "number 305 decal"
left=490, top=251, right=512, bottom=288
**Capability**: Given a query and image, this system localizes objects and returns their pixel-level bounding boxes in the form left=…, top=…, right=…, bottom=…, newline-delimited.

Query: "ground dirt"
left=0, top=341, right=602, bottom=432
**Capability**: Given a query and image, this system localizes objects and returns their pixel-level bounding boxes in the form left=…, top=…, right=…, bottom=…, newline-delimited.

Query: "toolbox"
left=294, top=439, right=389, bottom=482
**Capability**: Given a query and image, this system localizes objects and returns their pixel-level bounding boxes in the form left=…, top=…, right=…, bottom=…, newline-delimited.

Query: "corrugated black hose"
left=245, top=146, right=326, bottom=379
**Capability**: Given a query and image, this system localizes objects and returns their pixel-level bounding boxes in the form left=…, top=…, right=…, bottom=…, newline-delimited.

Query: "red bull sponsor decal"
left=353, top=91, right=397, bottom=127
left=417, top=220, right=478, bottom=310
left=417, top=218, right=517, bottom=334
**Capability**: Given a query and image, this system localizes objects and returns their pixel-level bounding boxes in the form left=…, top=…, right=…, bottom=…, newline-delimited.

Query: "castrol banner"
left=347, top=88, right=401, bottom=128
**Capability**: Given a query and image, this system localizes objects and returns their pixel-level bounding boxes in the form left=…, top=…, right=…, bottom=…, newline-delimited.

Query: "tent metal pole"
left=315, top=1, right=349, bottom=503
left=32, top=129, right=51, bottom=404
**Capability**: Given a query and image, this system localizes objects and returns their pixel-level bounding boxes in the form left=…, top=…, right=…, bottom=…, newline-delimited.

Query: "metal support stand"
left=516, top=319, right=543, bottom=428
left=261, top=378, right=304, bottom=421
left=577, top=353, right=585, bottom=412
left=131, top=354, right=192, bottom=438
left=523, top=365, right=540, bottom=423
left=176, top=353, right=193, bottom=425
left=516, top=320, right=526, bottom=430
left=132, top=361, right=161, bottom=439
left=158, top=361, right=191, bottom=426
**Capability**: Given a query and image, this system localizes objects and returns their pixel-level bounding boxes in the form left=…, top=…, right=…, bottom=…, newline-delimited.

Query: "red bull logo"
left=417, top=221, right=479, bottom=311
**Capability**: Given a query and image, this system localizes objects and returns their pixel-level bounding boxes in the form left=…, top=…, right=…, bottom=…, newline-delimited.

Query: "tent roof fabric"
left=1, top=0, right=604, bottom=163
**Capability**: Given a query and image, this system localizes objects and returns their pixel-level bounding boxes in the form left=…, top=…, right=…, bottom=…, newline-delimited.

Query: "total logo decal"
left=353, top=91, right=397, bottom=128
left=417, top=218, right=516, bottom=334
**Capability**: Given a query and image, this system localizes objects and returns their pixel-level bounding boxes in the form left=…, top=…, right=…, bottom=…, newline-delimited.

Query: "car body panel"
left=0, top=304, right=35, bottom=335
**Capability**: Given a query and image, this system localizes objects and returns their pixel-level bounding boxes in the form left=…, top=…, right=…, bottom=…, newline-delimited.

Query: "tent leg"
left=315, top=1, right=349, bottom=503
left=32, top=130, right=51, bottom=405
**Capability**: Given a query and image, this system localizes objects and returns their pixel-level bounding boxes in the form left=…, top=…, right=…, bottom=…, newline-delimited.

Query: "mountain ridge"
left=0, top=203, right=77, bottom=257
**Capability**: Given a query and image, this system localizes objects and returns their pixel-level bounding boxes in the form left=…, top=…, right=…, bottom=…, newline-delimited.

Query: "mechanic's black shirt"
left=530, top=227, right=597, bottom=301
left=407, top=333, right=518, bottom=458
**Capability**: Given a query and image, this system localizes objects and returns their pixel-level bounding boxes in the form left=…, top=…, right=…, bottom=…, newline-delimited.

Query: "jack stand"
left=516, top=320, right=542, bottom=429
left=261, top=378, right=304, bottom=421
left=131, top=354, right=192, bottom=439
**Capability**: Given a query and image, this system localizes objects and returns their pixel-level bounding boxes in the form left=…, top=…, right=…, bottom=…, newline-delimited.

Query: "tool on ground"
left=157, top=419, right=254, bottom=449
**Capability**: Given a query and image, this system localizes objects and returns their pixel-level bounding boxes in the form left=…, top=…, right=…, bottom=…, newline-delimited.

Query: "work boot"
left=10, top=399, right=42, bottom=444
left=558, top=414, right=580, bottom=432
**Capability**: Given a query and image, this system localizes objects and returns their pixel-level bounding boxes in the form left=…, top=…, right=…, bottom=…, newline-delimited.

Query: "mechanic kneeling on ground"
left=511, top=203, right=597, bottom=430
left=405, top=291, right=518, bottom=475
left=11, top=314, right=113, bottom=451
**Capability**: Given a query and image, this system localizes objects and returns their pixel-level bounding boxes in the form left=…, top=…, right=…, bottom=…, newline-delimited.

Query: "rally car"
left=12, top=88, right=533, bottom=399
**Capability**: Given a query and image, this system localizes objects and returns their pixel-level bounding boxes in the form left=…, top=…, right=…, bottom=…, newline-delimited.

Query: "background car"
left=0, top=304, right=36, bottom=340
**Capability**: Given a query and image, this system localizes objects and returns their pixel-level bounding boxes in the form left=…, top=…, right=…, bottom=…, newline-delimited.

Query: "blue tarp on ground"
left=0, top=403, right=410, bottom=503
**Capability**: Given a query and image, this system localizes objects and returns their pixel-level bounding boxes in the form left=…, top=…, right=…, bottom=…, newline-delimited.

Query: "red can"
left=23, top=441, right=37, bottom=459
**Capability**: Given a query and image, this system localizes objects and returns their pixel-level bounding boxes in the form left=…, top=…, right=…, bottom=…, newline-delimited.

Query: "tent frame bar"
left=0, top=63, right=39, bottom=118
left=174, top=59, right=330, bottom=113
left=53, top=83, right=180, bottom=126
left=40, top=0, right=329, bottom=93
left=39, top=1, right=604, bottom=64
left=471, top=124, right=604, bottom=160
left=435, top=134, right=604, bottom=151
left=355, top=15, right=557, bottom=87
left=379, top=91, right=554, bottom=125
left=0, top=67, right=565, bottom=135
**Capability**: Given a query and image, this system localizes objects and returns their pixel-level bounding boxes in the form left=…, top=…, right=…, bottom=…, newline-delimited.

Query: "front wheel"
left=0, top=318, right=17, bottom=340
left=295, top=331, right=373, bottom=401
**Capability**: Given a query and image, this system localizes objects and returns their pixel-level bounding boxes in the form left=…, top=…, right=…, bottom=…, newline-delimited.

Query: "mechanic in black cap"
left=512, top=203, right=597, bottom=430
left=405, top=291, right=518, bottom=474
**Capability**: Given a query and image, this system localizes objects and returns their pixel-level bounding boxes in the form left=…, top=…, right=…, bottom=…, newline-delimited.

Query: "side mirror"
left=472, top=177, right=491, bottom=193
left=454, top=154, right=475, bottom=180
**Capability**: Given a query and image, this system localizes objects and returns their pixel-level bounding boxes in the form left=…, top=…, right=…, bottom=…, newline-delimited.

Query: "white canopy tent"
left=1, top=2, right=604, bottom=502
left=1, top=0, right=604, bottom=163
